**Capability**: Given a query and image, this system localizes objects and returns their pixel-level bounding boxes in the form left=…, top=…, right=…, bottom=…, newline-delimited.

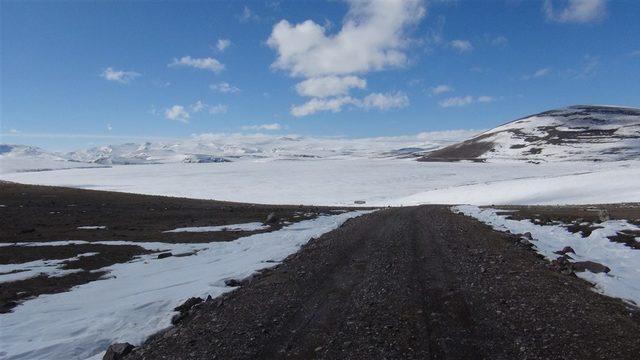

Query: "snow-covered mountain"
left=0, top=144, right=104, bottom=173
left=64, top=132, right=475, bottom=165
left=420, top=105, right=640, bottom=163
left=1, top=131, right=476, bottom=174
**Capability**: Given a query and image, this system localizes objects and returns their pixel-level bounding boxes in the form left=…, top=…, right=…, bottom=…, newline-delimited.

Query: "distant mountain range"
left=2, top=105, right=638, bottom=174
left=0, top=131, right=474, bottom=173
left=420, top=105, right=640, bottom=163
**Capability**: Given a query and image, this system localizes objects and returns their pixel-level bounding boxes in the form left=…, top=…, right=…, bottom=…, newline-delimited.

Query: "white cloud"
left=543, top=0, right=606, bottom=23
left=165, top=105, right=190, bottom=123
left=100, top=67, right=140, bottom=83
left=439, top=95, right=494, bottom=108
left=216, top=39, right=231, bottom=52
left=291, top=97, right=355, bottom=117
left=241, top=123, right=282, bottom=131
left=169, top=56, right=225, bottom=73
left=476, top=96, right=494, bottom=103
left=573, top=54, right=599, bottom=78
left=490, top=35, right=508, bottom=46
left=439, top=95, right=473, bottom=108
left=107, top=123, right=113, bottom=132
left=295, top=76, right=366, bottom=98
left=522, top=67, right=551, bottom=80
left=210, top=82, right=241, bottom=93
left=239, top=6, right=259, bottom=22
left=360, top=91, right=409, bottom=110
left=190, top=100, right=206, bottom=113
left=631, top=50, right=640, bottom=58
left=267, top=0, right=425, bottom=78
left=209, top=104, right=228, bottom=115
left=291, top=91, right=408, bottom=117
left=269, top=0, right=423, bottom=117
left=431, top=84, right=453, bottom=95
left=450, top=39, right=473, bottom=53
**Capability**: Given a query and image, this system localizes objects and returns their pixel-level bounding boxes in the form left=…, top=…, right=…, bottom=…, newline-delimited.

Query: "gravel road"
left=127, top=206, right=640, bottom=360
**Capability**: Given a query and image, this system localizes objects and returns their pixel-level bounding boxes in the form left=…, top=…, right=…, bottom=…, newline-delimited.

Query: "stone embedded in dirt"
left=157, top=252, right=173, bottom=259
left=224, top=278, right=243, bottom=287
left=103, top=342, right=134, bottom=360
left=171, top=297, right=204, bottom=325
left=554, top=246, right=576, bottom=255
left=572, top=261, right=611, bottom=274
left=265, top=212, right=279, bottom=224
left=174, top=297, right=203, bottom=313
left=549, top=255, right=573, bottom=274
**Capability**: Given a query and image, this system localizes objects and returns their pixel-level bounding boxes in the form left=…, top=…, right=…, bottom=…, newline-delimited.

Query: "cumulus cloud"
left=165, top=105, right=190, bottom=123
left=267, top=0, right=424, bottom=78
left=210, top=82, right=241, bottom=93
left=241, top=123, right=282, bottom=131
left=295, top=76, right=366, bottom=98
left=543, top=0, right=606, bottom=23
left=216, top=39, right=231, bottom=52
left=268, top=0, right=423, bottom=117
left=431, top=84, right=453, bottom=95
left=169, top=56, right=225, bottom=73
left=450, top=39, right=473, bottom=53
left=439, top=95, right=494, bottom=108
left=100, top=67, right=140, bottom=83
left=291, top=97, right=355, bottom=117
left=291, top=91, right=408, bottom=117
left=360, top=91, right=409, bottom=110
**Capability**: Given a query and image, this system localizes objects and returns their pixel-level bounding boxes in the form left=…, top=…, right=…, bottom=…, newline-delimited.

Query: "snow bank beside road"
left=0, top=211, right=370, bottom=360
left=453, top=205, right=640, bottom=306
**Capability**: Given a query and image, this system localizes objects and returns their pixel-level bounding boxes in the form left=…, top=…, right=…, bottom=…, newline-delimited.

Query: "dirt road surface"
left=127, top=206, right=640, bottom=360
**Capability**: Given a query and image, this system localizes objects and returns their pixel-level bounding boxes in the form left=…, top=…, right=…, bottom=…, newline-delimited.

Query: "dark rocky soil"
left=0, top=182, right=349, bottom=312
left=0, top=182, right=347, bottom=244
left=126, top=206, right=640, bottom=360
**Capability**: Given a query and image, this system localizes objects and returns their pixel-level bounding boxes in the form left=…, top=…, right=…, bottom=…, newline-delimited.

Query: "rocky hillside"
left=420, top=105, right=640, bottom=163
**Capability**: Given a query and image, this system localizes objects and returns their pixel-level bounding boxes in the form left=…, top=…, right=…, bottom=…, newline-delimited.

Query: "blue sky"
left=1, top=0, right=639, bottom=151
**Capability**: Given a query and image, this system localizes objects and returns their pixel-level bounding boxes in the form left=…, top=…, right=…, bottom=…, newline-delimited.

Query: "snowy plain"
left=453, top=205, right=640, bottom=306
left=0, top=211, right=370, bottom=360
left=2, top=158, right=639, bottom=206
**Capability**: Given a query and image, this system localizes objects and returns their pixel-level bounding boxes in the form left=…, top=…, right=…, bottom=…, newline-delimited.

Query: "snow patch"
left=164, top=222, right=269, bottom=233
left=0, top=253, right=98, bottom=283
left=0, top=211, right=371, bottom=360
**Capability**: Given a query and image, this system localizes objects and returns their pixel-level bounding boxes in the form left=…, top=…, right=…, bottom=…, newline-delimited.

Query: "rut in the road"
left=127, top=206, right=640, bottom=360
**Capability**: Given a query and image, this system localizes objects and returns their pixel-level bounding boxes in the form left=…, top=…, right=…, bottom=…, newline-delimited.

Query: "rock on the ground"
left=103, top=342, right=134, bottom=360
left=572, top=261, right=611, bottom=274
